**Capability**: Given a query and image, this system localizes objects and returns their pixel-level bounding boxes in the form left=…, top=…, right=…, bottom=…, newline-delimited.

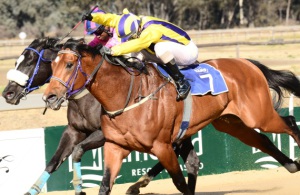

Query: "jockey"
left=84, top=9, right=120, bottom=48
left=82, top=8, right=198, bottom=101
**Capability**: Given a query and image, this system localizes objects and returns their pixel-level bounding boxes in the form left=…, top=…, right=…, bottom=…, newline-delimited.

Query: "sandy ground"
left=0, top=107, right=68, bottom=131
left=40, top=167, right=300, bottom=195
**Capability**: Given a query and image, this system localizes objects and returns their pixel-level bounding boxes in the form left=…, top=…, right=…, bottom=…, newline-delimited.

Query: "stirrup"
left=176, top=83, right=191, bottom=101
left=174, top=78, right=190, bottom=101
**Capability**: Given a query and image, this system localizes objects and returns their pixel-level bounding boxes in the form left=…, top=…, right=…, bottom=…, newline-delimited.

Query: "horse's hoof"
left=125, top=186, right=140, bottom=195
left=294, top=158, right=300, bottom=169
left=75, top=192, right=86, bottom=195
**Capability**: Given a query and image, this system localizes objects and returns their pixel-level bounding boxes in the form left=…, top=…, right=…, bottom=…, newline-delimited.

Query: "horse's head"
left=2, top=37, right=61, bottom=104
left=43, top=39, right=95, bottom=110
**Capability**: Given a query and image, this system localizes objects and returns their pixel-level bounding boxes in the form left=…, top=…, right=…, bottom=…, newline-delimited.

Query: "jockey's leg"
left=165, top=58, right=190, bottom=101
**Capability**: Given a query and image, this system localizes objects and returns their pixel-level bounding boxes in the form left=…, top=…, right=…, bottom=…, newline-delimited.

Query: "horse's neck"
left=87, top=62, right=165, bottom=112
left=70, top=92, right=101, bottom=116
left=68, top=93, right=102, bottom=130
left=85, top=60, right=137, bottom=111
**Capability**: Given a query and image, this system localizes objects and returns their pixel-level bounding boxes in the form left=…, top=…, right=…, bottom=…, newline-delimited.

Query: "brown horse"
left=2, top=38, right=199, bottom=195
left=43, top=42, right=300, bottom=195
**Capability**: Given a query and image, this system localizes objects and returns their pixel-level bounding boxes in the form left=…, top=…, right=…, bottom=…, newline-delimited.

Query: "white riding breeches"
left=154, top=40, right=199, bottom=65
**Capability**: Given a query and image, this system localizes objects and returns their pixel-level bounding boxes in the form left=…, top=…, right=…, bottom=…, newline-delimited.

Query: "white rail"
left=0, top=94, right=66, bottom=111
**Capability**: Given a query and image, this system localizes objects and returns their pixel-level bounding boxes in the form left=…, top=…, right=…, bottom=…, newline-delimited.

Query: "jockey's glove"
left=82, top=13, right=93, bottom=21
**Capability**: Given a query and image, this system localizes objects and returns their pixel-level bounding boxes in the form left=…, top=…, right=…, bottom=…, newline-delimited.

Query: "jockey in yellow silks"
left=82, top=8, right=199, bottom=101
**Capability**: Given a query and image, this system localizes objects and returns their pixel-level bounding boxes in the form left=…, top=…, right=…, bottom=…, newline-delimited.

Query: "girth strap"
left=175, top=92, right=192, bottom=142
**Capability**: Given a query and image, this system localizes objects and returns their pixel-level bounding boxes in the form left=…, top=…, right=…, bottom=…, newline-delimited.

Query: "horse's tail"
left=247, top=59, right=300, bottom=110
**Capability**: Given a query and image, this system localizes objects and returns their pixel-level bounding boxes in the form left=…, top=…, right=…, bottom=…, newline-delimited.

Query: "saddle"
left=99, top=47, right=148, bottom=74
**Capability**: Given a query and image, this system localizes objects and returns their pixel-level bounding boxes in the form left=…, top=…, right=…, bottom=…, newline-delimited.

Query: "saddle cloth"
left=156, top=63, right=229, bottom=95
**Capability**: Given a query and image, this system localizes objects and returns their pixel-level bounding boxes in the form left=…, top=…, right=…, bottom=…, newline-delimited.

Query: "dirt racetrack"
left=39, top=167, right=300, bottom=195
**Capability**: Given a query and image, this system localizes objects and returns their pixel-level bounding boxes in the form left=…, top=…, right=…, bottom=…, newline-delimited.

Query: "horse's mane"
left=64, top=39, right=148, bottom=74
left=28, top=37, right=62, bottom=50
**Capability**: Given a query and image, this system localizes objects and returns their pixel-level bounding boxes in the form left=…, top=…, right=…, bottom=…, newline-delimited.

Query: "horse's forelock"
left=62, top=38, right=87, bottom=53
left=77, top=44, right=100, bottom=59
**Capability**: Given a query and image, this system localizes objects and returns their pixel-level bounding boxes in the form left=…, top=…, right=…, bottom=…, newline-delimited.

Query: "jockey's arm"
left=91, top=13, right=120, bottom=28
left=111, top=28, right=162, bottom=56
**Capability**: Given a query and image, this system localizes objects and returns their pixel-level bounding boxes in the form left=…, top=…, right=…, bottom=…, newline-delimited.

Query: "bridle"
left=51, top=50, right=104, bottom=99
left=6, top=47, right=53, bottom=100
left=23, top=47, right=53, bottom=94
left=51, top=49, right=168, bottom=118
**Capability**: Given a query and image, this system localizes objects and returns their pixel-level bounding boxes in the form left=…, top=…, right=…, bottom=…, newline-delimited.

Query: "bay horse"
left=2, top=38, right=199, bottom=195
left=42, top=40, right=300, bottom=195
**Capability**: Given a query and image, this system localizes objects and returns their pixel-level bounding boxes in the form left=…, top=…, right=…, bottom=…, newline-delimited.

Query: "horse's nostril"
left=47, top=94, right=58, bottom=104
left=4, top=91, right=15, bottom=100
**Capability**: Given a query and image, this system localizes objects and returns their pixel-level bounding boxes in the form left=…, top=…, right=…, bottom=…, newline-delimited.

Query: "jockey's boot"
left=165, top=60, right=190, bottom=101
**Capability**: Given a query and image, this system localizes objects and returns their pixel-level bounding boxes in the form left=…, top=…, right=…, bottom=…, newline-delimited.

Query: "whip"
left=56, top=5, right=98, bottom=44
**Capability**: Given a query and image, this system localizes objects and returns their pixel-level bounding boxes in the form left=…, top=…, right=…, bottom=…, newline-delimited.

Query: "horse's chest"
left=102, top=122, right=152, bottom=151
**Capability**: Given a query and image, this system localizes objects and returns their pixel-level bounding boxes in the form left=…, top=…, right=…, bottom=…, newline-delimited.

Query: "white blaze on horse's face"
left=15, top=55, right=25, bottom=69
left=54, top=56, right=60, bottom=63
left=6, top=54, right=29, bottom=86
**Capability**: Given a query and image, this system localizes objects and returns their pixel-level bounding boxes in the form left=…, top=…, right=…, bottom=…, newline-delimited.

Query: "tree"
left=0, top=0, right=300, bottom=39
left=286, top=0, right=292, bottom=25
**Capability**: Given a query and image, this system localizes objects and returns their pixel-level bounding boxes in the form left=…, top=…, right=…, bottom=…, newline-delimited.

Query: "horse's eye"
left=66, top=62, right=73, bottom=69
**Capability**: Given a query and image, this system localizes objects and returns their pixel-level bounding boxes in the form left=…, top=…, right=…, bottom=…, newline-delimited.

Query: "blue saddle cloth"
left=156, top=63, right=228, bottom=95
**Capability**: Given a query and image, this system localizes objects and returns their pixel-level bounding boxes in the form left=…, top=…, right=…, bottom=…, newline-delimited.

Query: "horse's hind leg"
left=72, top=130, right=105, bottom=195
left=177, top=137, right=200, bottom=194
left=281, top=115, right=300, bottom=147
left=213, top=116, right=300, bottom=173
left=260, top=113, right=300, bottom=151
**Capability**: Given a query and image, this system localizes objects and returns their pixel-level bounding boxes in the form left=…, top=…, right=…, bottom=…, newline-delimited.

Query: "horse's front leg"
left=72, top=130, right=105, bottom=195
left=99, top=142, right=130, bottom=195
left=153, top=142, right=191, bottom=195
left=25, top=127, right=85, bottom=195
left=125, top=142, right=183, bottom=195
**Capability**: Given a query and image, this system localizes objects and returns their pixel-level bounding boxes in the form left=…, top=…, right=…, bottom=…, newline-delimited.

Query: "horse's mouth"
left=44, top=95, right=66, bottom=111
left=47, top=103, right=62, bottom=111
left=2, top=91, right=23, bottom=105
left=48, top=102, right=63, bottom=110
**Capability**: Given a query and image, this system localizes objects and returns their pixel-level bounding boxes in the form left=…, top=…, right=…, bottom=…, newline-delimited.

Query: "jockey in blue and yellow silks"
left=82, top=8, right=199, bottom=101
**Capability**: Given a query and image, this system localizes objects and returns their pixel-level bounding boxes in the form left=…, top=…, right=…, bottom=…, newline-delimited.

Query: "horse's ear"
left=79, top=38, right=86, bottom=44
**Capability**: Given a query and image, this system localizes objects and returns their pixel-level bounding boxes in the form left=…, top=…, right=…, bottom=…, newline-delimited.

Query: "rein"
left=53, top=49, right=168, bottom=118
